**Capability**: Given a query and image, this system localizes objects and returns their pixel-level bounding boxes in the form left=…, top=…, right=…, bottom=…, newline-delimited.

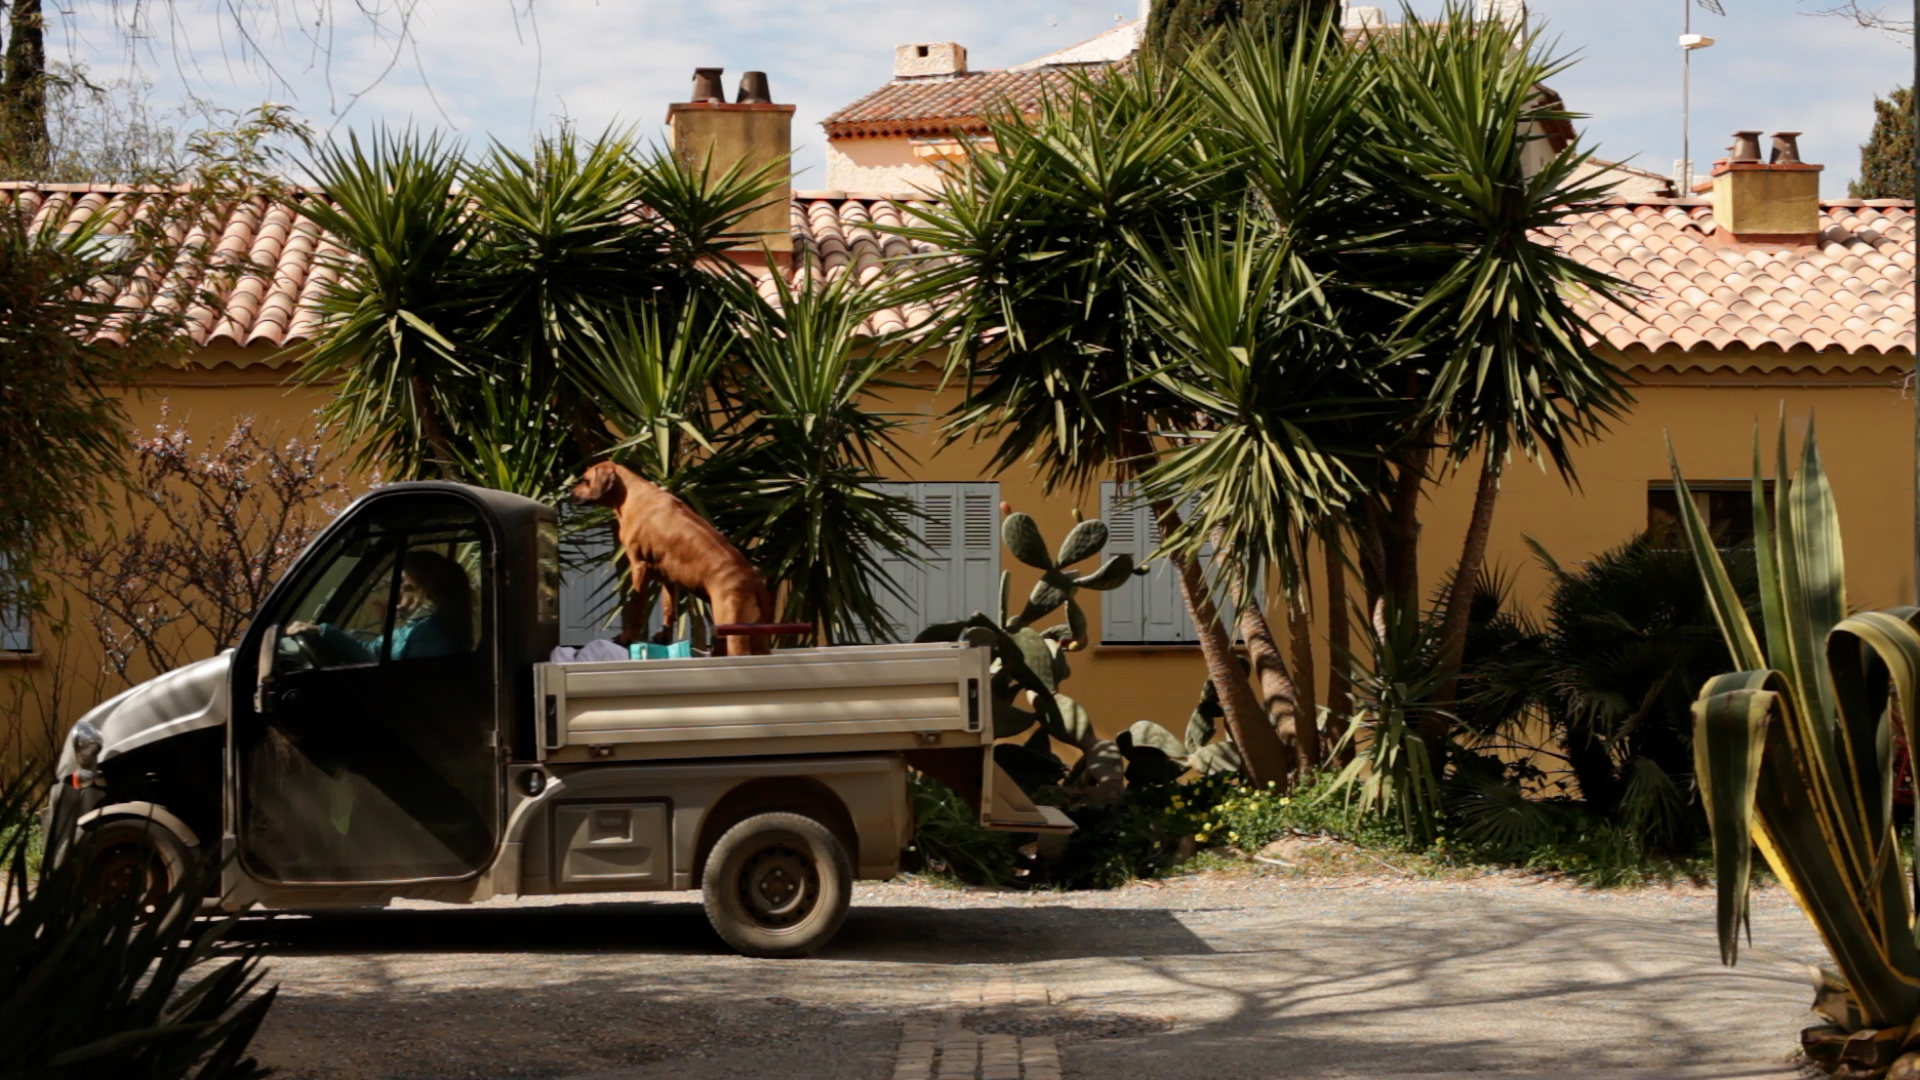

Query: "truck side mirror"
left=254, top=625, right=278, bottom=714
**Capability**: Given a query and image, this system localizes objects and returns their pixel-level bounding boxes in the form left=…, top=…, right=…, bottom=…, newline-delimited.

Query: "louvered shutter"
left=1100, top=483, right=1147, bottom=643
left=1141, top=498, right=1192, bottom=643
left=918, top=484, right=961, bottom=628
left=871, top=482, right=925, bottom=643
left=0, top=553, right=28, bottom=653
left=958, top=484, right=1001, bottom=622
left=558, top=522, right=625, bottom=646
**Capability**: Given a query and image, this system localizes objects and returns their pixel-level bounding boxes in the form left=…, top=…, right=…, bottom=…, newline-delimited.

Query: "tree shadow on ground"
left=225, top=900, right=1215, bottom=963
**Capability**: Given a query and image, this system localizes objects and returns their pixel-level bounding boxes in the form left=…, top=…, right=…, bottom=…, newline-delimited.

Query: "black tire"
left=702, top=811, right=852, bottom=958
left=74, top=816, right=191, bottom=920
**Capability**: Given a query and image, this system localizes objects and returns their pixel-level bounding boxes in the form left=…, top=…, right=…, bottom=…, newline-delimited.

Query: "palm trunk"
left=1386, top=439, right=1431, bottom=612
left=1287, top=592, right=1319, bottom=774
left=1152, top=498, right=1294, bottom=787
left=1431, top=448, right=1502, bottom=732
left=1323, top=528, right=1354, bottom=765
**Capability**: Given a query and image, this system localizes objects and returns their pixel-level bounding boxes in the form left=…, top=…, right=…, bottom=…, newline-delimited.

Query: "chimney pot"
left=895, top=42, right=967, bottom=78
left=737, top=71, right=772, bottom=105
left=691, top=67, right=726, bottom=104
left=1710, top=130, right=1823, bottom=242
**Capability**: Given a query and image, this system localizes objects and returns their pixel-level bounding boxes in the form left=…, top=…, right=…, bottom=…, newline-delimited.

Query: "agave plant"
left=1679, top=418, right=1920, bottom=1074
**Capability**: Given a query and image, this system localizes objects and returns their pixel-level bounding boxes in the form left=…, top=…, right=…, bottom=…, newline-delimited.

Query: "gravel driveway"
left=232, top=868, right=1824, bottom=1080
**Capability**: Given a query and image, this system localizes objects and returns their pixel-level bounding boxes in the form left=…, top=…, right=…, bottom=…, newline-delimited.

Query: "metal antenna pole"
left=1682, top=0, right=1694, bottom=193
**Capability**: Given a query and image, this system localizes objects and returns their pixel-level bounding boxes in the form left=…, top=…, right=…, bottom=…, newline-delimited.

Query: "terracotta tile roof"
left=1553, top=197, right=1915, bottom=365
left=781, top=193, right=942, bottom=337
left=821, top=67, right=1091, bottom=139
left=7, top=181, right=1912, bottom=369
left=0, top=182, right=341, bottom=364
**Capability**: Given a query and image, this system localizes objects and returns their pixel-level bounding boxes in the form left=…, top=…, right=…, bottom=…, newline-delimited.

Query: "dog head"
left=568, top=461, right=625, bottom=507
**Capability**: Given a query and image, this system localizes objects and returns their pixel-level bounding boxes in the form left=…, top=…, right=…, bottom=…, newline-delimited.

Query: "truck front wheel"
left=75, top=816, right=190, bottom=919
left=702, top=812, right=852, bottom=958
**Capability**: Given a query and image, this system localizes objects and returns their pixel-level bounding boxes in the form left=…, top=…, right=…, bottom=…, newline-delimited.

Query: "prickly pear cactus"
left=1116, top=676, right=1245, bottom=787
left=917, top=507, right=1140, bottom=801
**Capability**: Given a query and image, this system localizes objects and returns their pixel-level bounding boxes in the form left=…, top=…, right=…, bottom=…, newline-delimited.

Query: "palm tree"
left=897, top=51, right=1302, bottom=785
left=300, top=126, right=922, bottom=642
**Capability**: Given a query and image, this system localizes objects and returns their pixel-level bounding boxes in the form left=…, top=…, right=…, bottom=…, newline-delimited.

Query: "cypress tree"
left=0, top=0, right=50, bottom=176
left=1850, top=85, right=1913, bottom=200
left=1145, top=0, right=1343, bottom=61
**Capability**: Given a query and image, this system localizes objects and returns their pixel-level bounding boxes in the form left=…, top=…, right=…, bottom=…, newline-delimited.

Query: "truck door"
left=235, top=493, right=501, bottom=885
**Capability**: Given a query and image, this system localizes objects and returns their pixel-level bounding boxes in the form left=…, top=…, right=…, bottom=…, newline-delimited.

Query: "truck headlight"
left=71, top=720, right=102, bottom=771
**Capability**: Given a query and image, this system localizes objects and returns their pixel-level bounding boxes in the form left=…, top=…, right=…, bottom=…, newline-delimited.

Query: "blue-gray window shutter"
left=867, top=482, right=1000, bottom=643
left=558, top=522, right=623, bottom=647
left=0, top=553, right=28, bottom=653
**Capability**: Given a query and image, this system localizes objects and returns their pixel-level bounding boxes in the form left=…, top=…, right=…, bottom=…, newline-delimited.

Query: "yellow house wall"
left=873, top=353, right=1918, bottom=742
left=823, top=136, right=944, bottom=196
left=2, top=344, right=362, bottom=766
left=7, top=343, right=1913, bottom=765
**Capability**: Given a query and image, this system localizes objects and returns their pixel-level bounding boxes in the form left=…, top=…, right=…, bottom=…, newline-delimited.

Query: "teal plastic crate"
left=627, top=640, right=692, bottom=660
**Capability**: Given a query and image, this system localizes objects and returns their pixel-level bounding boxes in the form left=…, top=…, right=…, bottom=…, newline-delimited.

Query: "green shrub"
left=904, top=773, right=1023, bottom=886
left=0, top=770, right=279, bottom=1079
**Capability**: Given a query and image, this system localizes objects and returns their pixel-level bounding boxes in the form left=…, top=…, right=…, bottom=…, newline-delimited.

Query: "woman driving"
left=288, top=550, right=474, bottom=664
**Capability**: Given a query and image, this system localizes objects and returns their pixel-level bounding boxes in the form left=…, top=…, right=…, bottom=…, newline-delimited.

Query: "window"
left=1099, top=483, right=1228, bottom=646
left=276, top=507, right=485, bottom=671
left=555, top=513, right=662, bottom=647
left=0, top=553, right=28, bottom=653
left=870, top=483, right=1002, bottom=643
left=1648, top=482, right=1771, bottom=551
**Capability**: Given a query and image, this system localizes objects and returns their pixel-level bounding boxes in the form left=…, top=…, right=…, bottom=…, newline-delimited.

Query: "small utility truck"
left=47, top=482, right=1070, bottom=957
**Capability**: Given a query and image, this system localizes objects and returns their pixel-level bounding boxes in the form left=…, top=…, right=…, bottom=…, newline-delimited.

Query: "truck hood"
left=54, top=652, right=233, bottom=775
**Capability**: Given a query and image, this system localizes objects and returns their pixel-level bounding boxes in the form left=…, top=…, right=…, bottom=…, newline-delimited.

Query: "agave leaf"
left=1002, top=512, right=1052, bottom=570
left=1668, top=435, right=1765, bottom=671
left=1055, top=519, right=1109, bottom=568
left=1692, top=676, right=1772, bottom=964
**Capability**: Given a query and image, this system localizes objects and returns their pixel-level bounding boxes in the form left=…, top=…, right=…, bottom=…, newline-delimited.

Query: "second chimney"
left=1711, top=130, right=1823, bottom=242
left=667, top=68, right=795, bottom=254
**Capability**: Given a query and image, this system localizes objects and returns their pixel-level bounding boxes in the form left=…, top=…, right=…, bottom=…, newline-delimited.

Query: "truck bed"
left=534, top=642, right=991, bottom=761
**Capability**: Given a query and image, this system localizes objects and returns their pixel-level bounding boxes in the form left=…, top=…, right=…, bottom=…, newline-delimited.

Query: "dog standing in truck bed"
left=568, top=461, right=775, bottom=655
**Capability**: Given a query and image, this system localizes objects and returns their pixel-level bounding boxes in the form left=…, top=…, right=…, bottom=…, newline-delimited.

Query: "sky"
left=38, top=0, right=1918, bottom=192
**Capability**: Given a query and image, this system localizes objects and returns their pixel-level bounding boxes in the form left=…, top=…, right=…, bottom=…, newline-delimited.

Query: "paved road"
left=234, top=873, right=1823, bottom=1080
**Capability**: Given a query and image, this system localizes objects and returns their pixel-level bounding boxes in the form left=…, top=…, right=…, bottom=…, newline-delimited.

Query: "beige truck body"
left=218, top=641, right=1067, bottom=912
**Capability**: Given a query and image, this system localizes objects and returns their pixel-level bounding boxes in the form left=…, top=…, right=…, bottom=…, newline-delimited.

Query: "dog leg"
left=621, top=560, right=655, bottom=645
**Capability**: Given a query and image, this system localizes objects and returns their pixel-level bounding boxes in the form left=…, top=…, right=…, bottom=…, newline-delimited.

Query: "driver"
left=287, top=550, right=474, bottom=664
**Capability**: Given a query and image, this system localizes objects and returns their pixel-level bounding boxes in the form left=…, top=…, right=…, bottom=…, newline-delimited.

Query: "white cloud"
left=41, top=0, right=1913, bottom=191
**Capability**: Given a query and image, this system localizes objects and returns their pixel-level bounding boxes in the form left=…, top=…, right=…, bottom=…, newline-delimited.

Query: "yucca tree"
left=711, top=268, right=920, bottom=645
left=1680, top=418, right=1920, bottom=1047
left=298, top=126, right=780, bottom=495
left=896, top=51, right=1303, bottom=784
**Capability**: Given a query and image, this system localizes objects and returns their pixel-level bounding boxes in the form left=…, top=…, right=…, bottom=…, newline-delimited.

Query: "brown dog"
left=569, top=461, right=775, bottom=655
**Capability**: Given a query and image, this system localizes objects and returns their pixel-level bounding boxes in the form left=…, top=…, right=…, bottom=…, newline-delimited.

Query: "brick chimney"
left=895, top=42, right=967, bottom=78
left=666, top=68, right=794, bottom=254
left=1711, top=130, right=1823, bottom=244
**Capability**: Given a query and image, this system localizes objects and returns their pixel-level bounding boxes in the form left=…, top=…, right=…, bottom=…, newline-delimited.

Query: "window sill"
left=1094, top=643, right=1203, bottom=654
left=0, top=651, right=41, bottom=665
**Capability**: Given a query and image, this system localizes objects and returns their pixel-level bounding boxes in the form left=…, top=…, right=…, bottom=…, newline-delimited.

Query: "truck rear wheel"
left=702, top=811, right=851, bottom=958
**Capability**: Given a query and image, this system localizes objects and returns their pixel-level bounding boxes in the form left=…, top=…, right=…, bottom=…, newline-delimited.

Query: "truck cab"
left=49, top=482, right=1065, bottom=957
